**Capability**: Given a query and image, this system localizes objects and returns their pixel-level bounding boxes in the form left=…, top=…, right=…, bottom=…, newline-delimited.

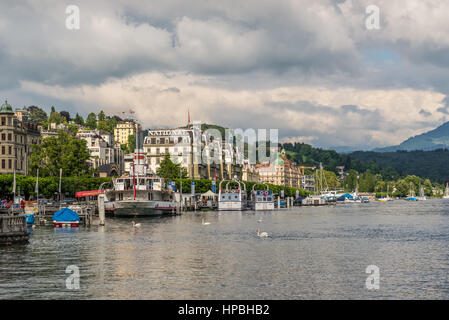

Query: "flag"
left=12, top=169, right=16, bottom=194
left=35, top=169, right=39, bottom=194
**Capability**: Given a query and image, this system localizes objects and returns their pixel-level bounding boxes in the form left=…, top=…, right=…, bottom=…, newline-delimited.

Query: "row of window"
left=1, top=116, right=12, bottom=126
left=1, top=159, right=23, bottom=170
left=146, top=137, right=187, bottom=145
left=0, top=133, right=25, bottom=143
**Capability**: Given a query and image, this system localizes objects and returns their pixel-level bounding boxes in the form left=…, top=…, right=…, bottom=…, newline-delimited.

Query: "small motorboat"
left=52, top=207, right=80, bottom=228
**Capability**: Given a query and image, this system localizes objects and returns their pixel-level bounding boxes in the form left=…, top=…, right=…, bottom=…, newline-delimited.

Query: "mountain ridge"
left=373, top=121, right=449, bottom=152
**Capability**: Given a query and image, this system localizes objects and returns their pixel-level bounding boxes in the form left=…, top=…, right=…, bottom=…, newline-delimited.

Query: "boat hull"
left=253, top=202, right=275, bottom=211
left=218, top=201, right=246, bottom=211
left=113, top=200, right=177, bottom=217
left=53, top=221, right=79, bottom=228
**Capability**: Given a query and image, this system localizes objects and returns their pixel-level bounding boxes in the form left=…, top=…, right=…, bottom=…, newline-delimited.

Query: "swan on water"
left=257, top=229, right=269, bottom=238
left=257, top=218, right=263, bottom=223
left=202, top=219, right=211, bottom=225
left=132, top=221, right=141, bottom=228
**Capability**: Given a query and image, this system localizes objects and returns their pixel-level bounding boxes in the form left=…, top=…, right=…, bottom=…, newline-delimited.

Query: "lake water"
left=1, top=200, right=449, bottom=299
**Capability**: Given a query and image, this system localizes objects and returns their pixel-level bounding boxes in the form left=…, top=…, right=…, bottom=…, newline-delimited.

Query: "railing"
left=0, top=215, right=27, bottom=234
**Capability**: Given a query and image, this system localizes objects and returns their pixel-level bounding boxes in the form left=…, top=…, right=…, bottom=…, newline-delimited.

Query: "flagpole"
left=180, top=167, right=183, bottom=213
left=12, top=169, right=16, bottom=215
left=35, top=168, right=39, bottom=204
left=59, top=168, right=62, bottom=203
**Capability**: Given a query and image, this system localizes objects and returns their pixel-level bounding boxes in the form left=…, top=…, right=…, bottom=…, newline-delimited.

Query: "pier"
left=0, top=215, right=29, bottom=244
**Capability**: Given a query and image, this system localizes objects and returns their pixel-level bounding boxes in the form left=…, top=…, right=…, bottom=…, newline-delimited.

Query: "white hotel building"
left=143, top=127, right=243, bottom=180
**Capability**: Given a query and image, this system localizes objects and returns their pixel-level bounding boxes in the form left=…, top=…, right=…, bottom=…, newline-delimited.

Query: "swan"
left=132, top=221, right=141, bottom=228
left=257, top=218, right=263, bottom=223
left=202, top=219, right=211, bottom=225
left=257, top=229, right=269, bottom=238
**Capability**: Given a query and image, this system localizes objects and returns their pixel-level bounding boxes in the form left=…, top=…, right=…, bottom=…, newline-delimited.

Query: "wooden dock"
left=35, top=204, right=96, bottom=226
left=0, top=215, right=29, bottom=245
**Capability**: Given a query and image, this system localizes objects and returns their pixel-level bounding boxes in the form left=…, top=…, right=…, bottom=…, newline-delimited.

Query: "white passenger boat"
left=250, top=184, right=274, bottom=211
left=218, top=179, right=248, bottom=211
left=105, top=149, right=176, bottom=217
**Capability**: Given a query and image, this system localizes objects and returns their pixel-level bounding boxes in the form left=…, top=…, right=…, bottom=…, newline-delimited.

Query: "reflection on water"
left=2, top=200, right=449, bottom=299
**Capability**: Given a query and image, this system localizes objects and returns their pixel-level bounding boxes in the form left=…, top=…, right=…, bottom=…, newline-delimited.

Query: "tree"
left=60, top=111, right=71, bottom=122
left=74, top=113, right=84, bottom=126
left=423, top=178, right=433, bottom=196
left=48, top=108, right=66, bottom=125
left=27, top=106, right=48, bottom=124
left=98, top=110, right=106, bottom=122
left=85, top=112, right=97, bottom=129
left=156, top=154, right=188, bottom=179
left=127, top=135, right=136, bottom=153
left=29, top=130, right=91, bottom=177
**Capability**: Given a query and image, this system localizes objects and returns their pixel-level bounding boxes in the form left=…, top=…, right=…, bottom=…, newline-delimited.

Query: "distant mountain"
left=374, top=121, right=449, bottom=152
left=329, top=145, right=371, bottom=154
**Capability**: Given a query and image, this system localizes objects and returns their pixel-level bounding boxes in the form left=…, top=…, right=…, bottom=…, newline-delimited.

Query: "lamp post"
left=180, top=167, right=183, bottom=213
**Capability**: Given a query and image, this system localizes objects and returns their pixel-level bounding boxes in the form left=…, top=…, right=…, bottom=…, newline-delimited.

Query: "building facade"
left=242, top=160, right=260, bottom=182
left=114, top=120, right=141, bottom=145
left=0, top=101, right=40, bottom=175
left=143, top=126, right=243, bottom=180
left=76, top=129, right=124, bottom=175
left=257, top=149, right=303, bottom=189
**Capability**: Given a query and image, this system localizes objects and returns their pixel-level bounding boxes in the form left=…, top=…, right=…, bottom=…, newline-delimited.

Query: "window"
left=8, top=133, right=12, bottom=141
left=1, top=159, right=4, bottom=168
left=1, top=117, right=4, bottom=125
left=1, top=146, right=4, bottom=154
left=1, top=134, right=4, bottom=140
left=9, top=159, right=12, bottom=169
left=8, top=146, right=11, bottom=154
left=151, top=138, right=156, bottom=144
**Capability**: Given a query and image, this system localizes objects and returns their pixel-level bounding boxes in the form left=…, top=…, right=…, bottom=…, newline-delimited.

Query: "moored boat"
left=52, top=207, right=80, bottom=228
left=105, top=148, right=177, bottom=217
left=218, top=179, right=248, bottom=211
left=250, top=184, right=274, bottom=211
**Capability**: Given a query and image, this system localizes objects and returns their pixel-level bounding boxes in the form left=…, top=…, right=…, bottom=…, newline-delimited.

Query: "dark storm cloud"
left=1, top=0, right=449, bottom=148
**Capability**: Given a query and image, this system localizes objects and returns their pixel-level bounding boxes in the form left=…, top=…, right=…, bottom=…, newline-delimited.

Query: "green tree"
left=156, top=154, right=188, bottom=179
left=98, top=110, right=106, bottom=122
left=48, top=108, right=66, bottom=125
left=74, top=113, right=84, bottom=126
left=343, top=169, right=358, bottom=191
left=423, top=178, right=433, bottom=196
left=127, top=135, right=136, bottom=153
left=27, top=106, right=48, bottom=124
left=85, top=112, right=97, bottom=129
left=29, top=130, right=91, bottom=177
left=395, top=179, right=410, bottom=197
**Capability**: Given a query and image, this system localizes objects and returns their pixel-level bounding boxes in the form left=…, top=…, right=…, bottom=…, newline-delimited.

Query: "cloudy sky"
left=1, top=0, right=449, bottom=150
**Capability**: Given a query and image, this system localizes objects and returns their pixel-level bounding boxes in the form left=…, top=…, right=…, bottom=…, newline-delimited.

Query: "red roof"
left=75, top=190, right=103, bottom=198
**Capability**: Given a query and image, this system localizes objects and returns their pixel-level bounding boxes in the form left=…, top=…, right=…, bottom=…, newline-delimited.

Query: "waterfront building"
left=257, top=149, right=303, bottom=189
left=242, top=160, right=260, bottom=182
left=76, top=129, right=124, bottom=175
left=143, top=126, right=243, bottom=180
left=301, top=175, right=315, bottom=192
left=114, top=120, right=141, bottom=145
left=0, top=101, right=40, bottom=175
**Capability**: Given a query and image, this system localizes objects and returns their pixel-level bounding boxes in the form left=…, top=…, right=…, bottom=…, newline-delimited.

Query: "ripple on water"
left=2, top=200, right=449, bottom=299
